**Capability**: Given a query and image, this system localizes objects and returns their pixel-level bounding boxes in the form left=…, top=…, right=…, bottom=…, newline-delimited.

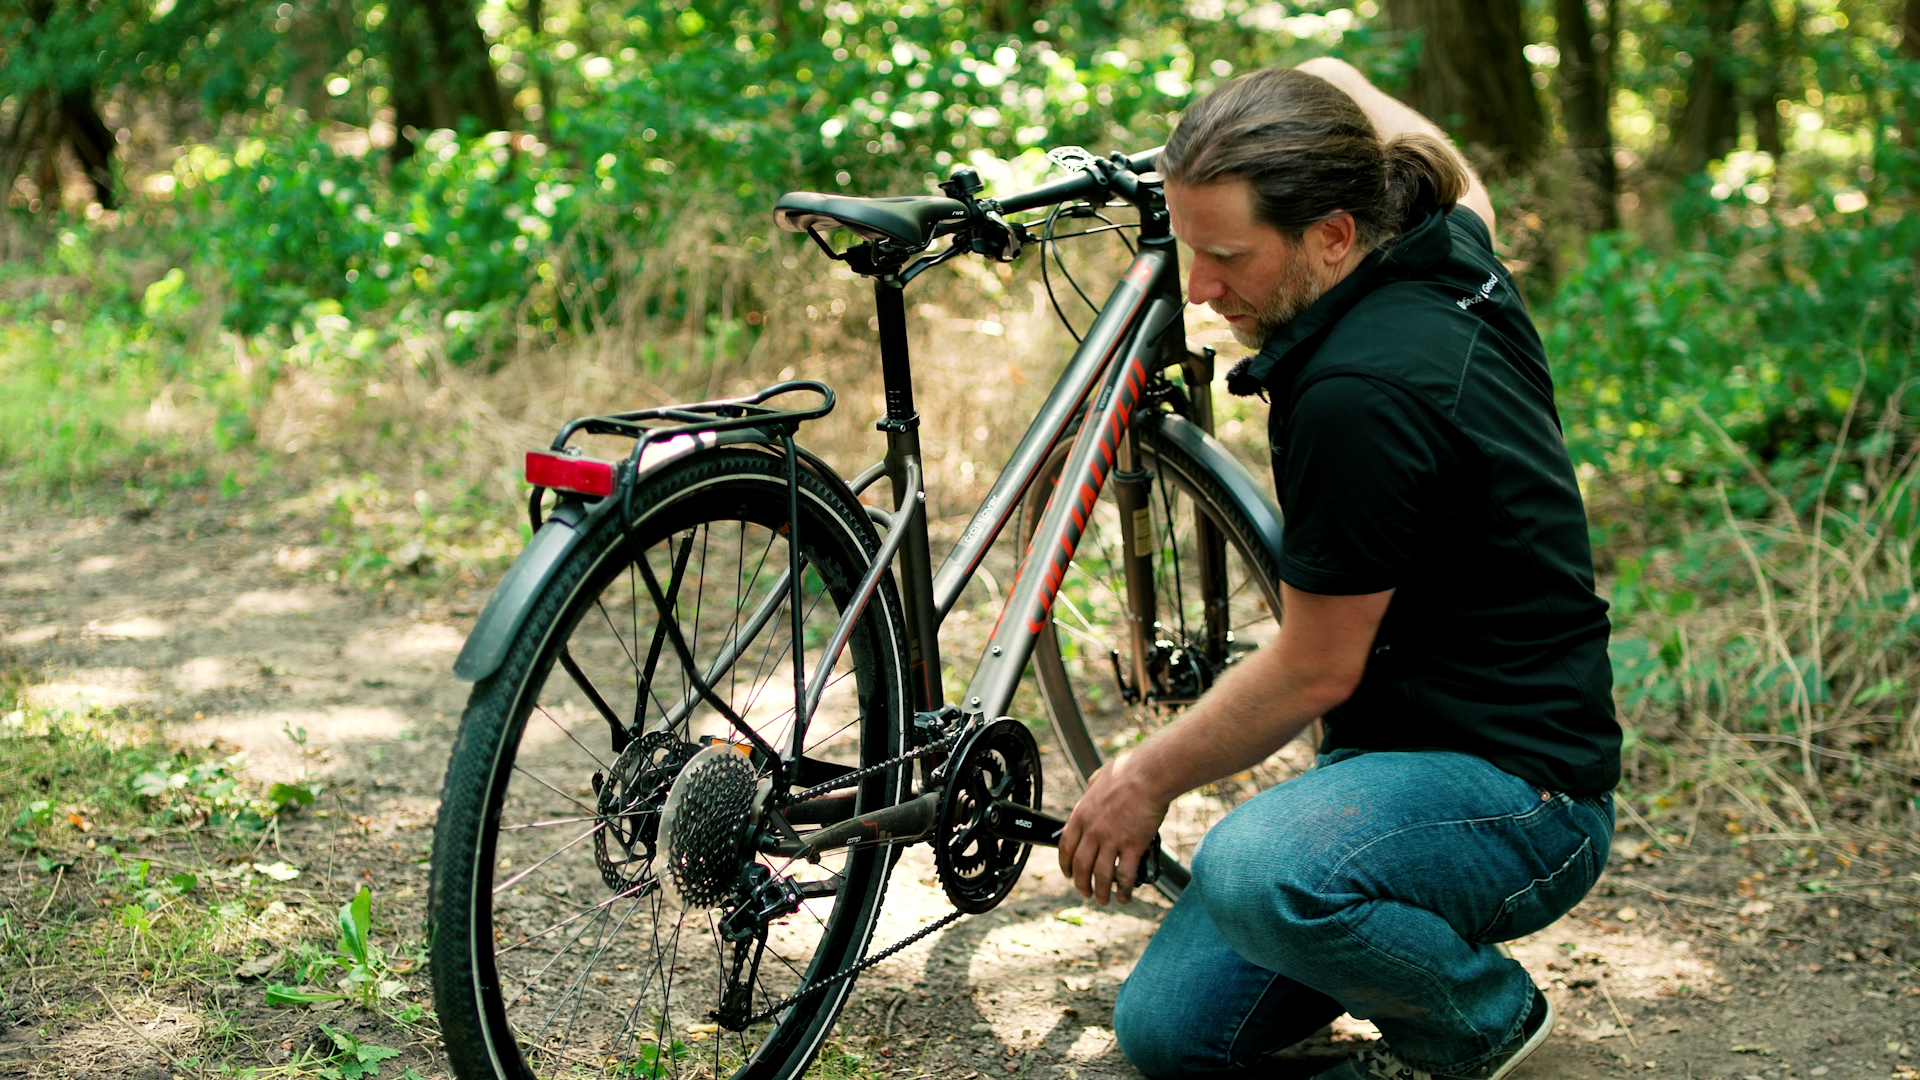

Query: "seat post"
left=873, top=277, right=943, bottom=714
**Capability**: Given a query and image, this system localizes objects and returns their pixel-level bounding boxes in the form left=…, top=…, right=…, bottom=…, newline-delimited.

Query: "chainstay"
left=742, top=908, right=965, bottom=1027
left=784, top=728, right=964, bottom=806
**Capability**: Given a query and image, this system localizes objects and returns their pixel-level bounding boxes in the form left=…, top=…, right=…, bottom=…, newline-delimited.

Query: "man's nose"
left=1186, top=261, right=1225, bottom=305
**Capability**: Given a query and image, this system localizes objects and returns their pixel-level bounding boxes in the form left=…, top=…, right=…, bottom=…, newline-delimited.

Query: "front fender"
left=452, top=501, right=590, bottom=682
left=1150, top=412, right=1285, bottom=568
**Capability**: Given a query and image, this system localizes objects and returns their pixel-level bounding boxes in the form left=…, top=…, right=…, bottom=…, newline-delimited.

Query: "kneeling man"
left=1058, top=58, right=1619, bottom=1080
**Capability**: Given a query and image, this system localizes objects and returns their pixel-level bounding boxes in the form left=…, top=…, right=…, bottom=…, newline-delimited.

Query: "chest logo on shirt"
left=1457, top=273, right=1499, bottom=310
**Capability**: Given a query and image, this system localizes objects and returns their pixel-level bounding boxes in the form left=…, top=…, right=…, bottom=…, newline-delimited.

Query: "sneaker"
left=1310, top=989, right=1555, bottom=1080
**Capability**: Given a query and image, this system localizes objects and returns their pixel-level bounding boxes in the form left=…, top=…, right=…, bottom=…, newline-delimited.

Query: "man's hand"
left=1058, top=752, right=1168, bottom=906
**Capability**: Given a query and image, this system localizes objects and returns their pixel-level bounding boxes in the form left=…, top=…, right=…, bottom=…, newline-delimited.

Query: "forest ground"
left=2, top=489, right=1918, bottom=1080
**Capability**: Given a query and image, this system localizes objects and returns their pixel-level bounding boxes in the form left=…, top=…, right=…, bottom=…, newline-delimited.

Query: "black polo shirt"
left=1240, top=207, right=1619, bottom=795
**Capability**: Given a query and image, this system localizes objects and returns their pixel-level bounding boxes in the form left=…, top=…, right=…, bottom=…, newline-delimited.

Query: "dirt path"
left=3, top=493, right=1917, bottom=1080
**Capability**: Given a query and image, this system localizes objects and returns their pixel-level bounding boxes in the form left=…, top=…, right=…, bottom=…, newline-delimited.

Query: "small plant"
left=314, top=1024, right=410, bottom=1079
left=268, top=886, right=424, bottom=1021
left=627, top=1038, right=691, bottom=1079
left=130, top=754, right=322, bottom=835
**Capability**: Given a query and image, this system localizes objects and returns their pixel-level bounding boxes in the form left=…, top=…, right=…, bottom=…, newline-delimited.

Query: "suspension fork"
left=1112, top=428, right=1159, bottom=701
left=1180, top=348, right=1232, bottom=663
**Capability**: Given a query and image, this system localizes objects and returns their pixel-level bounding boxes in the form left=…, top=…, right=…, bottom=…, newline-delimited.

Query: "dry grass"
left=1613, top=385, right=1920, bottom=841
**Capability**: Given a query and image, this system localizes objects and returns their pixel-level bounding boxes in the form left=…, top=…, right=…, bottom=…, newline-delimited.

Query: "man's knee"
left=1113, top=972, right=1223, bottom=1079
left=1188, top=799, right=1345, bottom=967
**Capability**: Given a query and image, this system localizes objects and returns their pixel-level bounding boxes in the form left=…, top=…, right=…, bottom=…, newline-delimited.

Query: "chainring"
left=594, top=730, right=697, bottom=893
left=934, top=718, right=1042, bottom=914
left=656, top=744, right=762, bottom=910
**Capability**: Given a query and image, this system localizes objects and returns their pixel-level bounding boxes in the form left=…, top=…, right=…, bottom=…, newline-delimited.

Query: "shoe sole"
left=1480, top=993, right=1555, bottom=1080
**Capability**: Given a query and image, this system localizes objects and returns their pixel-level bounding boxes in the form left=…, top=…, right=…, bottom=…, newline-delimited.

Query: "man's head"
left=1158, top=67, right=1467, bottom=348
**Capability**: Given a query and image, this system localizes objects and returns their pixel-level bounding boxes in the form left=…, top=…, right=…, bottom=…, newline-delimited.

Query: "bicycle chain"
left=723, top=721, right=973, bottom=1029
left=782, top=726, right=964, bottom=806
left=738, top=908, right=965, bottom=1028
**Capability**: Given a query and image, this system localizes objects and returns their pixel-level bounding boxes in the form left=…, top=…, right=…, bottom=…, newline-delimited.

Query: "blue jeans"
left=1113, top=749, right=1613, bottom=1078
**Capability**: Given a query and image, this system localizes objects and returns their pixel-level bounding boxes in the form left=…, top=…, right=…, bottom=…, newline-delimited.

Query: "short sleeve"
left=1275, top=376, right=1443, bottom=595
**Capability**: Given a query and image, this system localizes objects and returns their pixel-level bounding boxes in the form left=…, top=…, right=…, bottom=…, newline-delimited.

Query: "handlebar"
left=993, top=146, right=1163, bottom=216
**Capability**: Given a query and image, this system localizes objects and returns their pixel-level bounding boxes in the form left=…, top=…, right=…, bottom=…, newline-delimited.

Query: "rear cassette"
left=935, top=718, right=1041, bottom=914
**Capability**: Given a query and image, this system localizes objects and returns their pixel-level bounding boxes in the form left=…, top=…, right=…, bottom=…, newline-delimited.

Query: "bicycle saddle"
left=774, top=192, right=968, bottom=248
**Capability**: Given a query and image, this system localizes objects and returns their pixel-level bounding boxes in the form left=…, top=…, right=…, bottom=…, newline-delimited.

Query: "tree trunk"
left=1555, top=0, right=1616, bottom=230
left=386, top=0, right=507, bottom=159
left=58, top=86, right=116, bottom=209
left=1385, top=0, right=1547, bottom=175
left=1670, top=0, right=1744, bottom=175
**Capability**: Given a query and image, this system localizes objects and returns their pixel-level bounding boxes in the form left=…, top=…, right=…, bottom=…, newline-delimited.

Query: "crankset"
left=932, top=717, right=1163, bottom=913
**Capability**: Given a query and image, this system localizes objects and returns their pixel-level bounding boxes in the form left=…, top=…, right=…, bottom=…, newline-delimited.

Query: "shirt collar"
left=1239, top=208, right=1456, bottom=390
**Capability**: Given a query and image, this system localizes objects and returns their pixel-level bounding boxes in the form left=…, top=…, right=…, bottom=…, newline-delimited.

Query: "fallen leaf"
left=1578, top=1023, right=1625, bottom=1042
left=686, top=1022, right=719, bottom=1035
left=1730, top=1043, right=1775, bottom=1055
left=1738, top=900, right=1773, bottom=916
left=66, top=812, right=90, bottom=832
left=236, top=950, right=284, bottom=979
left=1615, top=906, right=1638, bottom=923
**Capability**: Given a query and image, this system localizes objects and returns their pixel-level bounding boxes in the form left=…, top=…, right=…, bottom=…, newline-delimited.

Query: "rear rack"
left=526, top=380, right=836, bottom=531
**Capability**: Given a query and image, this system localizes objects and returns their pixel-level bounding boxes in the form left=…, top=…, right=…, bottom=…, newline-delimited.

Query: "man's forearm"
left=1108, top=638, right=1342, bottom=805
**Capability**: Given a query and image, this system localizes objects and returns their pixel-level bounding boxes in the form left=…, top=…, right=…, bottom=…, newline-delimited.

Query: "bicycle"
left=428, top=145, right=1310, bottom=1080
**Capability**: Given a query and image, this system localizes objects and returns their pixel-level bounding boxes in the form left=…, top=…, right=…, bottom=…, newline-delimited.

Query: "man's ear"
left=1308, top=212, right=1359, bottom=267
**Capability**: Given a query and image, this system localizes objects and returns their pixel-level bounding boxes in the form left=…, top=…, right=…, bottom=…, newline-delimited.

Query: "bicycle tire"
left=1023, top=412, right=1309, bottom=898
left=430, top=447, right=911, bottom=1080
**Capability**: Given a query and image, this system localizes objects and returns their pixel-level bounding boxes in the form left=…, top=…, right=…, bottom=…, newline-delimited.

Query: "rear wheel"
left=1024, top=414, right=1311, bottom=897
left=430, top=448, right=910, bottom=1080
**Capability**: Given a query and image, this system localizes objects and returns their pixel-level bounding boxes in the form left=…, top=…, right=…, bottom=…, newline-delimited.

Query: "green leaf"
left=266, top=983, right=346, bottom=1006
left=339, top=886, right=372, bottom=965
left=168, top=872, right=198, bottom=892
left=268, top=781, right=317, bottom=807
left=35, top=854, right=75, bottom=873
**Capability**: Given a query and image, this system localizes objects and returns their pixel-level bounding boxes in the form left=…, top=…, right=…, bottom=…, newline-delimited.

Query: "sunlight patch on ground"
left=176, top=705, right=416, bottom=777
left=3, top=623, right=60, bottom=645
left=1511, top=909, right=1727, bottom=1026
left=219, top=587, right=328, bottom=619
left=75, top=554, right=119, bottom=574
left=54, top=997, right=204, bottom=1073
left=84, top=615, right=171, bottom=639
left=173, top=656, right=256, bottom=693
left=24, top=667, right=155, bottom=709
left=342, top=622, right=466, bottom=668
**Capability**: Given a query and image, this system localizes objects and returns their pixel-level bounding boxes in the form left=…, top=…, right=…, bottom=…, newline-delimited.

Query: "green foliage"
left=268, top=885, right=425, bottom=1020
left=315, top=1025, right=404, bottom=1080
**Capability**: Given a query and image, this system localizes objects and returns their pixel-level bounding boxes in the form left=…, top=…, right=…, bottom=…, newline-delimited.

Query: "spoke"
left=495, top=881, right=654, bottom=957
left=510, top=764, right=597, bottom=816
left=493, top=819, right=603, bottom=895
left=535, top=704, right=612, bottom=772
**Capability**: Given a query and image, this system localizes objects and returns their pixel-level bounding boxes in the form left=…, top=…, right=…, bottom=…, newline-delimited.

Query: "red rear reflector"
left=526, top=450, right=616, bottom=497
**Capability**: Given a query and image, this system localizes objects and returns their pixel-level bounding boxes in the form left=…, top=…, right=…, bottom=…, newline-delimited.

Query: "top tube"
left=993, top=146, right=1163, bottom=215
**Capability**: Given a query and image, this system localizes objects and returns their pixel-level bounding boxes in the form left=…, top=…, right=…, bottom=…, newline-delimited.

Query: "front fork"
left=1111, top=348, right=1225, bottom=705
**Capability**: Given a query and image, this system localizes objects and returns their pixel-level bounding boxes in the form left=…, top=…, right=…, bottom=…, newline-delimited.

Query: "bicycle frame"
left=840, top=193, right=1206, bottom=741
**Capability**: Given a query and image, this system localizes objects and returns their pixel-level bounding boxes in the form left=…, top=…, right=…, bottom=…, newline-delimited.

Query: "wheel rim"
left=466, top=473, right=902, bottom=1078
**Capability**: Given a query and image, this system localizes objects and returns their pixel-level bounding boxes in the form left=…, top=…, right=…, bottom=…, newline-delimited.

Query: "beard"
left=1218, top=248, right=1331, bottom=349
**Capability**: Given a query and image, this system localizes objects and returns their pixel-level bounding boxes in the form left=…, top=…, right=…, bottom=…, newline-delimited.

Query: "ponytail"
left=1381, top=133, right=1468, bottom=233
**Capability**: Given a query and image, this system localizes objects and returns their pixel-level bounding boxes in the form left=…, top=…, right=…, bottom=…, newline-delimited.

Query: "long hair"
left=1158, top=68, right=1468, bottom=249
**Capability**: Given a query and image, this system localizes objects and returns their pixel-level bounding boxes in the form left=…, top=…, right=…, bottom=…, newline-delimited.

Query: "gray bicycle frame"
left=785, top=216, right=1204, bottom=744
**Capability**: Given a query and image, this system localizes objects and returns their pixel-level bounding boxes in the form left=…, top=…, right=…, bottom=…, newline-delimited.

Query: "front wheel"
left=430, top=448, right=911, bottom=1080
left=1024, top=414, right=1311, bottom=897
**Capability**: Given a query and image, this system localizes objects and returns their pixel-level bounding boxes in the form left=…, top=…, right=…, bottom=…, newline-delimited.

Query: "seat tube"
left=875, top=278, right=944, bottom=713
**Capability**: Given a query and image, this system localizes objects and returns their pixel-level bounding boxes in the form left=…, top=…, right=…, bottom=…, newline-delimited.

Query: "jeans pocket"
left=1475, top=834, right=1600, bottom=943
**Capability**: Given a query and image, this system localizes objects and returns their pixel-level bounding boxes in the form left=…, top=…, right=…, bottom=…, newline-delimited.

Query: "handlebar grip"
left=995, top=146, right=1164, bottom=215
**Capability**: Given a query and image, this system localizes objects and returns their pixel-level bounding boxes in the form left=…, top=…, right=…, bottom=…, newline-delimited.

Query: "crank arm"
left=982, top=800, right=1163, bottom=886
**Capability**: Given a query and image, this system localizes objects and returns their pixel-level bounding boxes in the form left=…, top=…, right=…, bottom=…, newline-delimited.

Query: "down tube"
left=958, top=294, right=1180, bottom=722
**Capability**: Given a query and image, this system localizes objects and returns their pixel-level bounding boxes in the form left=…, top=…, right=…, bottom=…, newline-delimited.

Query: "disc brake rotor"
left=594, top=730, right=698, bottom=893
left=934, top=718, right=1041, bottom=914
